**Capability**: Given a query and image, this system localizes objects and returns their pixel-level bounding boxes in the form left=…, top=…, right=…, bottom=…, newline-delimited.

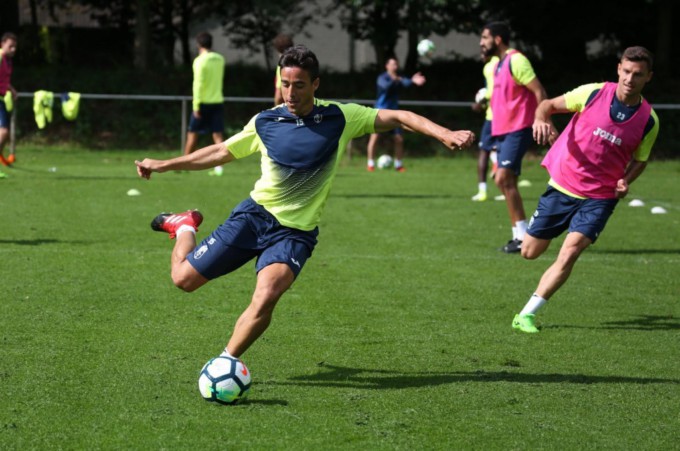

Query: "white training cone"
left=628, top=199, right=644, bottom=207
left=127, top=189, right=141, bottom=196
left=650, top=206, right=667, bottom=214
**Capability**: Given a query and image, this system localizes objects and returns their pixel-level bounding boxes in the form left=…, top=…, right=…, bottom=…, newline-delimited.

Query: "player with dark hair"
left=512, top=46, right=659, bottom=333
left=366, top=57, right=426, bottom=172
left=185, top=32, right=226, bottom=175
left=0, top=32, right=18, bottom=175
left=471, top=52, right=499, bottom=201
left=135, top=45, right=475, bottom=360
left=480, top=22, right=547, bottom=252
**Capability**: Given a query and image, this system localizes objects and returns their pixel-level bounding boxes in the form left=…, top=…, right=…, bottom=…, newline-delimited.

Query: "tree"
left=219, top=0, right=317, bottom=71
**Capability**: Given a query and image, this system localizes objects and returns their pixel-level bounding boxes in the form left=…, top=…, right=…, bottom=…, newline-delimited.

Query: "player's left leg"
left=224, top=263, right=295, bottom=358
left=366, top=133, right=379, bottom=171
left=0, top=126, right=10, bottom=167
left=472, top=149, right=490, bottom=201
left=209, top=131, right=225, bottom=176
left=393, top=132, right=405, bottom=172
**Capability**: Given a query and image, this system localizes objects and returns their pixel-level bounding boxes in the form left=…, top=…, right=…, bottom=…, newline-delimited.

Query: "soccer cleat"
left=494, top=194, right=506, bottom=201
left=0, top=155, right=10, bottom=166
left=501, top=239, right=522, bottom=253
left=367, top=164, right=375, bottom=172
left=471, top=191, right=487, bottom=202
left=7, top=153, right=15, bottom=164
left=151, top=210, right=203, bottom=239
left=395, top=166, right=406, bottom=173
left=512, top=313, right=539, bottom=333
left=208, top=166, right=223, bottom=176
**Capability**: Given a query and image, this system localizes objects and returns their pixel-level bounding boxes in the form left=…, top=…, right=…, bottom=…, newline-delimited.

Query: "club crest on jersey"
left=593, top=127, right=622, bottom=146
left=314, top=114, right=323, bottom=124
left=194, top=245, right=208, bottom=260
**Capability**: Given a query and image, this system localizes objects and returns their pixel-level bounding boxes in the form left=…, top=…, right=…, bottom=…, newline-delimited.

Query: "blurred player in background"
left=480, top=22, right=547, bottom=252
left=0, top=32, right=18, bottom=176
left=366, top=57, right=426, bottom=172
left=185, top=32, right=226, bottom=176
left=512, top=46, right=659, bottom=333
left=135, top=45, right=475, bottom=360
left=471, top=52, right=499, bottom=202
left=272, top=33, right=294, bottom=106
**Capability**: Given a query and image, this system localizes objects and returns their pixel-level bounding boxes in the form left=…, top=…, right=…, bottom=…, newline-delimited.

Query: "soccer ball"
left=475, top=87, right=488, bottom=104
left=377, top=154, right=393, bottom=169
left=198, top=356, right=252, bottom=405
left=417, top=39, right=435, bottom=57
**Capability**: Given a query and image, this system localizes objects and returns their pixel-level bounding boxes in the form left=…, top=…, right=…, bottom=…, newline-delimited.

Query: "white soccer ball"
left=417, top=39, right=435, bottom=57
left=475, top=87, right=488, bottom=104
left=377, top=154, right=393, bottom=169
left=198, top=356, right=251, bottom=405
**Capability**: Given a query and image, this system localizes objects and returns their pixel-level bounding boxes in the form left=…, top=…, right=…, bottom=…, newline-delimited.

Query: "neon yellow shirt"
left=483, top=56, right=499, bottom=120
left=225, top=98, right=379, bottom=230
left=192, top=51, right=225, bottom=110
left=506, top=49, right=536, bottom=86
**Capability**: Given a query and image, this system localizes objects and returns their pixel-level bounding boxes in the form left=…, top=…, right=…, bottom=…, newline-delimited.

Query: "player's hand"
left=615, top=178, right=629, bottom=198
left=443, top=130, right=475, bottom=150
left=193, top=110, right=201, bottom=119
left=135, top=159, right=162, bottom=180
left=533, top=119, right=558, bottom=146
left=411, top=72, right=426, bottom=86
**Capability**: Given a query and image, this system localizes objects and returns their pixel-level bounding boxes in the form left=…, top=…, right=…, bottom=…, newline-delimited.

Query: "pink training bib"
left=542, top=82, right=651, bottom=199
left=490, top=50, right=537, bottom=136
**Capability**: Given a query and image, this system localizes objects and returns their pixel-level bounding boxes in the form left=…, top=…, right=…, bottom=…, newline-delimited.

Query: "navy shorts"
left=187, top=198, right=319, bottom=280
left=526, top=186, right=619, bottom=243
left=188, top=103, right=224, bottom=134
left=494, top=127, right=533, bottom=175
left=478, top=120, right=497, bottom=151
left=0, top=100, right=9, bottom=129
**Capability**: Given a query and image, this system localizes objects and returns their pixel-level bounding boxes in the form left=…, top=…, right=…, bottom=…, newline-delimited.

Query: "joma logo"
left=593, top=127, right=622, bottom=146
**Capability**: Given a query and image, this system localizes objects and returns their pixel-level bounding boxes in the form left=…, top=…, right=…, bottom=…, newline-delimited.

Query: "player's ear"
left=313, top=77, right=320, bottom=92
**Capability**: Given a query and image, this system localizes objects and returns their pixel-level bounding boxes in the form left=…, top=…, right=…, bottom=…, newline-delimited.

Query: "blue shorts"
left=187, top=198, right=319, bottom=280
left=188, top=103, right=224, bottom=134
left=526, top=186, right=619, bottom=243
left=478, top=120, right=497, bottom=152
left=493, top=127, right=533, bottom=175
left=0, top=100, right=9, bottom=129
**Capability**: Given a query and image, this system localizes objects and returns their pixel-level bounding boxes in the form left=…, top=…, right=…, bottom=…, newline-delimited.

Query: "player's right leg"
left=472, top=150, right=490, bottom=201
left=366, top=133, right=379, bottom=171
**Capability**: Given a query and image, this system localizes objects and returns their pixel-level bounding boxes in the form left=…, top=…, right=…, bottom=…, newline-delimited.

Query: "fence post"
left=181, top=99, right=187, bottom=153
left=9, top=106, right=16, bottom=156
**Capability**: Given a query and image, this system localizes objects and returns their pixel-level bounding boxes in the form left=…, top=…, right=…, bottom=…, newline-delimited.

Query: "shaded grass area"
left=0, top=147, right=678, bottom=449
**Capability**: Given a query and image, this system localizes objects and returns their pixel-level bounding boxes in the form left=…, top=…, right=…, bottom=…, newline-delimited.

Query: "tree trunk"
left=133, top=0, right=150, bottom=70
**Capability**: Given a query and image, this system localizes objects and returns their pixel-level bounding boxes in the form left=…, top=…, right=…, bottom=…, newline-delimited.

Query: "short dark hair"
left=273, top=33, right=294, bottom=54
left=1, top=32, right=17, bottom=43
left=196, top=32, right=212, bottom=50
left=621, top=46, right=654, bottom=71
left=279, top=45, right=320, bottom=81
left=484, top=21, right=511, bottom=45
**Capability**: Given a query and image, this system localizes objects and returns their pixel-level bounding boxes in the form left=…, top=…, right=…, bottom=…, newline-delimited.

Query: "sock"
left=515, top=220, right=527, bottom=241
left=394, top=159, right=403, bottom=168
left=367, top=159, right=375, bottom=167
left=520, top=293, right=547, bottom=315
left=175, top=224, right=196, bottom=237
left=478, top=182, right=487, bottom=193
left=512, top=226, right=518, bottom=240
left=220, top=348, right=235, bottom=358
left=490, top=151, right=498, bottom=164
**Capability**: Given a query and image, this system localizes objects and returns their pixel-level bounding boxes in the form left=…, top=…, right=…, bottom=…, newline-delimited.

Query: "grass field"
left=1, top=146, right=679, bottom=449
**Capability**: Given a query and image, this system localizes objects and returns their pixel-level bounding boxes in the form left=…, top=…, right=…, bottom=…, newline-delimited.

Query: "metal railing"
left=9, top=91, right=680, bottom=154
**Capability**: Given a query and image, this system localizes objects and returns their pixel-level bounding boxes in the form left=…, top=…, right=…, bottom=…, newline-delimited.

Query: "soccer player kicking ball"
left=512, top=46, right=660, bottom=333
left=135, top=45, right=475, bottom=359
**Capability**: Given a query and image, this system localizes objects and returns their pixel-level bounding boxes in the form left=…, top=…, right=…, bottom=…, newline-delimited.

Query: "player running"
left=471, top=52, right=499, bottom=202
left=135, top=45, right=475, bottom=359
left=0, top=32, right=18, bottom=175
left=512, top=46, right=660, bottom=333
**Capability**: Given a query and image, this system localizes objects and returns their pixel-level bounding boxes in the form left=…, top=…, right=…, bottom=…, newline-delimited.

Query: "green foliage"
left=0, top=148, right=678, bottom=449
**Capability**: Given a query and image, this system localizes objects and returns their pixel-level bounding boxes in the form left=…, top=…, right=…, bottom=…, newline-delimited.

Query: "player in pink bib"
left=512, top=47, right=659, bottom=333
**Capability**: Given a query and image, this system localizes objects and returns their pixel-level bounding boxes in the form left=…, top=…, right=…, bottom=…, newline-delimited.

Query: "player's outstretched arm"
left=375, top=109, right=475, bottom=150
left=135, top=142, right=235, bottom=180
left=616, top=160, right=648, bottom=198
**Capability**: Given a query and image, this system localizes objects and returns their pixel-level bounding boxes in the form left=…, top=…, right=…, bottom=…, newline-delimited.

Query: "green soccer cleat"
left=512, top=313, right=539, bottom=333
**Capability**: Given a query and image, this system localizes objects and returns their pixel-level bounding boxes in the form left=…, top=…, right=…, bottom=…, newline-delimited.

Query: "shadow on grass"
left=0, top=239, right=93, bottom=246
left=546, top=315, right=680, bottom=331
left=279, top=363, right=679, bottom=390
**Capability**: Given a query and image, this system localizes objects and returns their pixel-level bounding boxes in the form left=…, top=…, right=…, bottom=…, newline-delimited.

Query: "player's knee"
left=171, top=270, right=201, bottom=293
left=521, top=246, right=540, bottom=260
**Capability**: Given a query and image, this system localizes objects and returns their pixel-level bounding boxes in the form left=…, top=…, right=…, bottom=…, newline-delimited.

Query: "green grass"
left=1, top=147, right=679, bottom=450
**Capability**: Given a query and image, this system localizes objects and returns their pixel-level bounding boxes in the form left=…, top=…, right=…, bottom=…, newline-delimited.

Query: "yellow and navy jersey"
left=563, top=82, right=659, bottom=161
left=225, top=98, right=379, bottom=231
left=483, top=56, right=499, bottom=120
left=495, top=49, right=536, bottom=86
left=192, top=51, right=225, bottom=110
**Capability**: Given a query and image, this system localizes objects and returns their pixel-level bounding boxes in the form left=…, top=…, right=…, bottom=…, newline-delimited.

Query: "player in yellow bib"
left=135, top=45, right=475, bottom=360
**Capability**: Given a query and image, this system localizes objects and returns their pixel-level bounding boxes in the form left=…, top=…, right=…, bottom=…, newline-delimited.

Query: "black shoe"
left=501, top=239, right=522, bottom=253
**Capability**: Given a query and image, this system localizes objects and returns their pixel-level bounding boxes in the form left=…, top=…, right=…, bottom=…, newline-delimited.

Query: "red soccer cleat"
left=150, top=210, right=203, bottom=239
left=0, top=155, right=10, bottom=166
left=6, top=154, right=15, bottom=164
